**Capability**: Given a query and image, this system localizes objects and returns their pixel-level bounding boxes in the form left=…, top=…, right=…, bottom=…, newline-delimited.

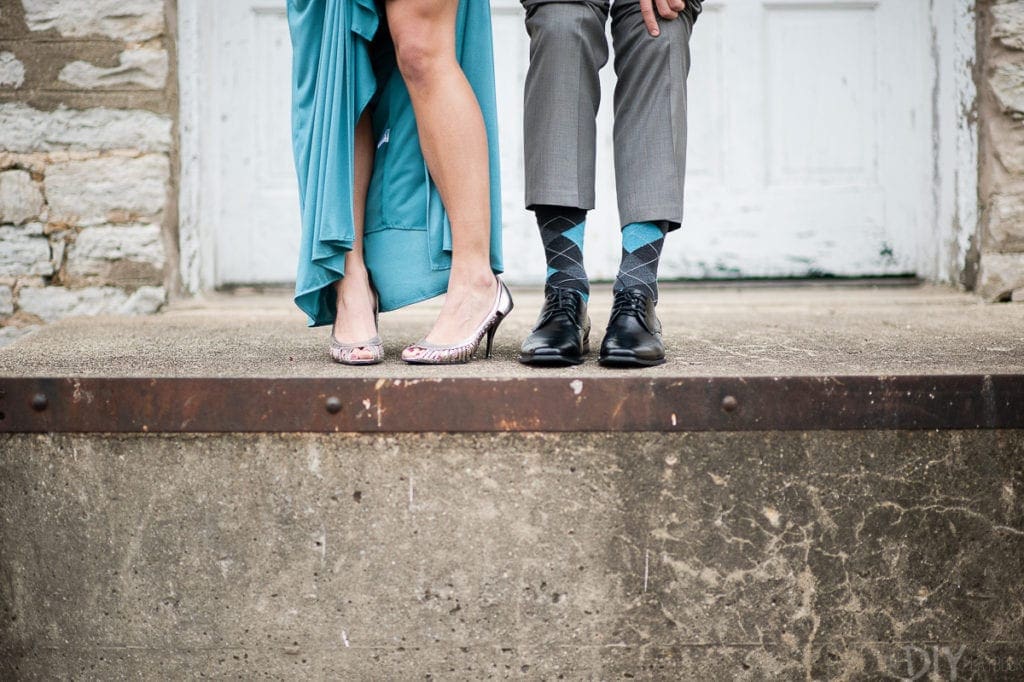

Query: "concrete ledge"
left=2, top=285, right=1023, bottom=379
left=1, top=285, right=1021, bottom=433
left=2, top=432, right=1023, bottom=679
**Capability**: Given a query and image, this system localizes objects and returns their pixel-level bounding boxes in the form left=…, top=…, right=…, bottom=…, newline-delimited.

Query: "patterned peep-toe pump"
left=329, top=290, right=383, bottom=366
left=402, top=279, right=514, bottom=365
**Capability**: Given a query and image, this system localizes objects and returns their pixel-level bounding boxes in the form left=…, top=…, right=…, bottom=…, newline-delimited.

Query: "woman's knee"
left=388, top=7, right=454, bottom=88
left=395, top=41, right=448, bottom=87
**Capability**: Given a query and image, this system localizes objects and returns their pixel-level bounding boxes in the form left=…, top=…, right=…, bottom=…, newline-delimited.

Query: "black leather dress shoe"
left=599, top=288, right=665, bottom=368
left=519, top=288, right=591, bottom=366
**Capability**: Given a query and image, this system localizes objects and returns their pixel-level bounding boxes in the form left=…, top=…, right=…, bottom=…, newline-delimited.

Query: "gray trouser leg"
left=523, top=2, right=609, bottom=210
left=611, top=0, right=692, bottom=228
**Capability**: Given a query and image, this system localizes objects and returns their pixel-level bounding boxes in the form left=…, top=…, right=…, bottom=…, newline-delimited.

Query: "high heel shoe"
left=329, top=288, right=383, bottom=366
left=402, top=278, right=514, bottom=365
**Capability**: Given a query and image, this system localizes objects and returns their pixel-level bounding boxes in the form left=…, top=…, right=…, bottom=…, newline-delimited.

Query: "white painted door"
left=206, top=0, right=932, bottom=286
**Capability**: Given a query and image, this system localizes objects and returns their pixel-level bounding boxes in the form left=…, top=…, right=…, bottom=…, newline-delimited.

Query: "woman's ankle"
left=448, top=264, right=495, bottom=292
left=335, top=273, right=375, bottom=312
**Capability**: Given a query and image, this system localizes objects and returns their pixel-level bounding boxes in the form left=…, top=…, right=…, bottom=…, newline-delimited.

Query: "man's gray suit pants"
left=522, top=0, right=694, bottom=228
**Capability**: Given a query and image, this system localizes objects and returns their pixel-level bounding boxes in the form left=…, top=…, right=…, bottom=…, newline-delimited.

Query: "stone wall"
left=0, top=0, right=176, bottom=345
left=978, top=0, right=1024, bottom=301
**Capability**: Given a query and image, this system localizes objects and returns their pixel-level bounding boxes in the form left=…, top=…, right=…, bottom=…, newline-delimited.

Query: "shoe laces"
left=610, top=289, right=649, bottom=321
left=538, top=288, right=582, bottom=325
left=549, top=287, right=581, bottom=312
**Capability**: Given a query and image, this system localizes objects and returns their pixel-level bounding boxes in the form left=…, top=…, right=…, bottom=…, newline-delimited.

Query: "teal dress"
left=288, top=0, right=504, bottom=326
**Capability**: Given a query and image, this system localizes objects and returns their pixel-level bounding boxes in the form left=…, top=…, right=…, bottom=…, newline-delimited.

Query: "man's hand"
left=639, top=0, right=686, bottom=37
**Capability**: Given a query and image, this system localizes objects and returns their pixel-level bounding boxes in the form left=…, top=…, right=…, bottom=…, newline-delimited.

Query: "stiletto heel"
left=402, top=278, right=513, bottom=365
left=329, top=286, right=384, bottom=366
left=484, top=319, right=500, bottom=359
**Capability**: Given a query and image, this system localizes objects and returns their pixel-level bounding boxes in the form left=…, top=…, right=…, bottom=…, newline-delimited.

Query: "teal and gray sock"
left=536, top=205, right=589, bottom=299
left=614, top=221, right=671, bottom=301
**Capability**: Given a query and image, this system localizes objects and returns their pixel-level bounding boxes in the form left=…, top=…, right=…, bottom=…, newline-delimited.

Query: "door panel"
left=211, top=2, right=299, bottom=285
left=765, top=5, right=879, bottom=187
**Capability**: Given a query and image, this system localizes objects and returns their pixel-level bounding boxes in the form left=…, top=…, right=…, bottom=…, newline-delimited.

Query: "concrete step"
left=3, top=283, right=1023, bottom=380
left=1, top=285, right=1023, bottom=679
left=1, top=284, right=1022, bottom=433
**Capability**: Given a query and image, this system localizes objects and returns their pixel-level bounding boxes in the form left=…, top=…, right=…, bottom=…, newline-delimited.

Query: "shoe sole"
left=598, top=351, right=666, bottom=368
left=402, top=348, right=479, bottom=364
left=519, top=352, right=586, bottom=367
left=519, top=341, right=590, bottom=367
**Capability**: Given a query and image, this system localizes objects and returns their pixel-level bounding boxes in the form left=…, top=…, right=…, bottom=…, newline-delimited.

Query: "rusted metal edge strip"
left=0, top=375, right=1021, bottom=434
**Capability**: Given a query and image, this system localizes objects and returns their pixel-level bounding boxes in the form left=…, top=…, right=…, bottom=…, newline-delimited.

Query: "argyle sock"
left=614, top=221, right=670, bottom=301
left=536, top=205, right=589, bottom=299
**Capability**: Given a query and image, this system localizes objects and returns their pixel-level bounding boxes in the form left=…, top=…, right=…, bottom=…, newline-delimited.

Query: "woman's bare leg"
left=332, top=111, right=377, bottom=359
left=386, top=0, right=498, bottom=351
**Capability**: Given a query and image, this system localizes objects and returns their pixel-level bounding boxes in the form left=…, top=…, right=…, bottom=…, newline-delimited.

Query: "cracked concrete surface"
left=1, top=431, right=1022, bottom=679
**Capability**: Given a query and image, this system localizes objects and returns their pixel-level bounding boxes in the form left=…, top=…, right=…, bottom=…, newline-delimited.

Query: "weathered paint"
left=929, top=0, right=980, bottom=285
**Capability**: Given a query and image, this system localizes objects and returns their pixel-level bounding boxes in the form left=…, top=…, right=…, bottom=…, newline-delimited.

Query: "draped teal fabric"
left=288, top=0, right=504, bottom=326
